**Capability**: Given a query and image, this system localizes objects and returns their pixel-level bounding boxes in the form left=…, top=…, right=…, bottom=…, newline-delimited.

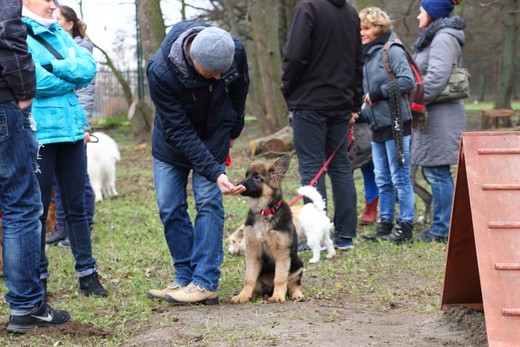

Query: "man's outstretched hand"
left=217, top=174, right=245, bottom=195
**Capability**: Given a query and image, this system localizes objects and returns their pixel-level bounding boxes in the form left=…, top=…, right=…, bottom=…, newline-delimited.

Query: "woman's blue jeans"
left=372, top=136, right=415, bottom=224
left=154, top=158, right=225, bottom=292
left=37, top=141, right=97, bottom=279
left=360, top=161, right=378, bottom=203
left=0, top=101, right=45, bottom=314
left=422, top=165, right=453, bottom=237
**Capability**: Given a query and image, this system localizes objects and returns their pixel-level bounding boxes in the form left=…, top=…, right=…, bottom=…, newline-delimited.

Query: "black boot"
left=79, top=272, right=108, bottom=297
left=361, top=220, right=393, bottom=242
left=385, top=221, right=413, bottom=245
left=46, top=226, right=67, bottom=245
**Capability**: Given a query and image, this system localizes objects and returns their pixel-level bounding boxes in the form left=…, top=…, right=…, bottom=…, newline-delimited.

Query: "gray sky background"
left=57, top=0, right=201, bottom=68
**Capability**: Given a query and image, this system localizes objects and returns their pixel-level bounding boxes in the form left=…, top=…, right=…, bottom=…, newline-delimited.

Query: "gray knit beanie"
left=190, top=27, right=235, bottom=73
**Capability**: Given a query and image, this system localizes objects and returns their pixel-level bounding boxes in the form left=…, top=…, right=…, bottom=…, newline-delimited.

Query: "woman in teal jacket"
left=22, top=0, right=107, bottom=297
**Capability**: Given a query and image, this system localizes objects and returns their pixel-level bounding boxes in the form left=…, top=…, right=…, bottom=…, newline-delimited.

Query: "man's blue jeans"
left=372, top=136, right=415, bottom=224
left=0, top=101, right=45, bottom=314
left=422, top=165, right=453, bottom=237
left=154, top=158, right=225, bottom=292
left=37, top=141, right=97, bottom=278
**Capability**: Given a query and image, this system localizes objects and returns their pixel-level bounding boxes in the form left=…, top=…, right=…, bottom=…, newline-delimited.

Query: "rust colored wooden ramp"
left=442, top=132, right=520, bottom=346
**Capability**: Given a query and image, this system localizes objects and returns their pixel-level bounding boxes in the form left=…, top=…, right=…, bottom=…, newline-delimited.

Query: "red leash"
left=289, top=122, right=355, bottom=206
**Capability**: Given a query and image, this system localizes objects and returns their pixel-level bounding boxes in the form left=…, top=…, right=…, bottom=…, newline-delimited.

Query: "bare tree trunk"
left=496, top=0, right=518, bottom=109
left=249, top=1, right=287, bottom=134
left=131, top=0, right=166, bottom=142
left=136, top=0, right=166, bottom=63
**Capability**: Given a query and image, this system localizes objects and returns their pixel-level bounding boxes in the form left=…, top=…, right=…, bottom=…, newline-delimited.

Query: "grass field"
left=0, top=118, right=487, bottom=346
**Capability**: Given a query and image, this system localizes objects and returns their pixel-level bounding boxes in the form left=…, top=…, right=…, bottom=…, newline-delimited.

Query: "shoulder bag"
left=433, top=36, right=470, bottom=104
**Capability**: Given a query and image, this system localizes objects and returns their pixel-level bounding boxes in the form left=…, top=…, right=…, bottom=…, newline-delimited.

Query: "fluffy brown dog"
left=230, top=155, right=305, bottom=303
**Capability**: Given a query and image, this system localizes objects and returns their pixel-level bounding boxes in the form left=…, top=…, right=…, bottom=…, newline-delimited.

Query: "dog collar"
left=260, top=199, right=283, bottom=216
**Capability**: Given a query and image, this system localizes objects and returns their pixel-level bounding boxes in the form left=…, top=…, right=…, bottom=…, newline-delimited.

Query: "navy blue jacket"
left=147, top=20, right=249, bottom=182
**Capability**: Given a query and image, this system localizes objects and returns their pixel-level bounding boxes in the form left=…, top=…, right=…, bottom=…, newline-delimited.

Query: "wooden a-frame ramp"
left=442, top=132, right=520, bottom=346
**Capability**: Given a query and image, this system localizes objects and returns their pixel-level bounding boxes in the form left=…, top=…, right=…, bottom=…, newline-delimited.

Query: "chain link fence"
left=93, top=69, right=150, bottom=120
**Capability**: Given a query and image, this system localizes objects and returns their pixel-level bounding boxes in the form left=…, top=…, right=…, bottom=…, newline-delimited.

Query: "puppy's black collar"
left=260, top=199, right=283, bottom=216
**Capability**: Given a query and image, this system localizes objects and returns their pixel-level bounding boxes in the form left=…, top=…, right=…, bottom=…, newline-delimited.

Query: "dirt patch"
left=122, top=300, right=487, bottom=347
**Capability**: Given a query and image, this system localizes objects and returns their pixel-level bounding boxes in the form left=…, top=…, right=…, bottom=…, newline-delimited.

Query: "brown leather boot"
left=360, top=197, right=378, bottom=225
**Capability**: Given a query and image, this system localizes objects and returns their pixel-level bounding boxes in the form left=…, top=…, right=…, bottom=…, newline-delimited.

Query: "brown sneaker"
left=164, top=283, right=219, bottom=306
left=147, top=282, right=184, bottom=300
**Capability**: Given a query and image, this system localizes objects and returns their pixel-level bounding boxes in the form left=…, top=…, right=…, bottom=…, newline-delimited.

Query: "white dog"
left=87, top=132, right=120, bottom=202
left=228, top=185, right=335, bottom=264
left=296, top=185, right=336, bottom=263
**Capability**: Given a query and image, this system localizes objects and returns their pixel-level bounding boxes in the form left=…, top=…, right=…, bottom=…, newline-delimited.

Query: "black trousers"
left=291, top=109, right=357, bottom=237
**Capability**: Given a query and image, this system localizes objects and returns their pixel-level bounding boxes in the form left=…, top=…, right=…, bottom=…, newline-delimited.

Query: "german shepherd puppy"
left=230, top=155, right=305, bottom=303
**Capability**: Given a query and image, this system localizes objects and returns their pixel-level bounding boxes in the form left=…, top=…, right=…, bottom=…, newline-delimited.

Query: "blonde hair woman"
left=358, top=7, right=416, bottom=244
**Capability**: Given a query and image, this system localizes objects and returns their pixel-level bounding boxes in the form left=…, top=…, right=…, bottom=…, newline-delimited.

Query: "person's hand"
left=217, top=174, right=245, bottom=195
left=350, top=112, right=359, bottom=125
left=18, top=99, right=32, bottom=110
left=364, top=93, right=372, bottom=106
left=84, top=131, right=91, bottom=144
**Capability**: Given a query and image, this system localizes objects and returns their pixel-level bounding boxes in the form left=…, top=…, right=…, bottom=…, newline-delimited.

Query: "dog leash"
left=288, top=122, right=355, bottom=206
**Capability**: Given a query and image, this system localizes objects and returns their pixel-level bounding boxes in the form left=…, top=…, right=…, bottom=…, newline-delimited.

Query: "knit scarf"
left=412, top=16, right=466, bottom=52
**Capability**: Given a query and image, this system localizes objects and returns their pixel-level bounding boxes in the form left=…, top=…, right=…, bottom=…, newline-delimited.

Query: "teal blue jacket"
left=22, top=18, right=96, bottom=145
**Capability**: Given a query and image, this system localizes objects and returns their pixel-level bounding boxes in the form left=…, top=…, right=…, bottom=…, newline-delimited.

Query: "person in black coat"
left=281, top=0, right=364, bottom=250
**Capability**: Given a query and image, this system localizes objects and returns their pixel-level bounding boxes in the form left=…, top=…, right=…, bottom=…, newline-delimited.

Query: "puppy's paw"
left=308, top=257, right=319, bottom=264
left=290, top=290, right=305, bottom=301
left=268, top=294, right=286, bottom=303
left=230, top=294, right=250, bottom=304
left=326, top=250, right=336, bottom=259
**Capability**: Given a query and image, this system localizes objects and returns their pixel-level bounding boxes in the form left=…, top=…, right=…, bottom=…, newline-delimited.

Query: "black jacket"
left=281, top=0, right=363, bottom=112
left=147, top=20, right=249, bottom=182
left=0, top=0, right=36, bottom=103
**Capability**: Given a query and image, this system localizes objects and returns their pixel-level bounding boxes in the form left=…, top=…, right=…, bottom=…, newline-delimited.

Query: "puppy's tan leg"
left=287, top=267, right=305, bottom=301
left=268, top=255, right=291, bottom=303
left=231, top=256, right=261, bottom=303
left=231, top=232, right=261, bottom=304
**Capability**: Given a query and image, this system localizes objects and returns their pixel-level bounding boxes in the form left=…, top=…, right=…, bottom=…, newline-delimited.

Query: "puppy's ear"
left=272, top=155, right=291, bottom=176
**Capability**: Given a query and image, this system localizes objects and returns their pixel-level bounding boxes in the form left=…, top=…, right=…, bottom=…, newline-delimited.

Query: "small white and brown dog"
left=87, top=132, right=121, bottom=203
left=228, top=185, right=335, bottom=263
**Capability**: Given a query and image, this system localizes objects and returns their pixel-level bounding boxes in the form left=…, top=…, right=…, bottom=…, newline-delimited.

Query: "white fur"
left=297, top=186, right=336, bottom=263
left=87, top=132, right=120, bottom=202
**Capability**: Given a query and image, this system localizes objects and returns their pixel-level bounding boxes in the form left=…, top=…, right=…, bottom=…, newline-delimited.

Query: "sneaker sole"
left=146, top=292, right=163, bottom=300
left=146, top=292, right=173, bottom=301
left=163, top=295, right=219, bottom=306
left=80, top=289, right=108, bottom=297
left=336, top=245, right=354, bottom=251
left=386, top=238, right=413, bottom=245
left=7, top=322, right=62, bottom=333
left=7, top=315, right=70, bottom=333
